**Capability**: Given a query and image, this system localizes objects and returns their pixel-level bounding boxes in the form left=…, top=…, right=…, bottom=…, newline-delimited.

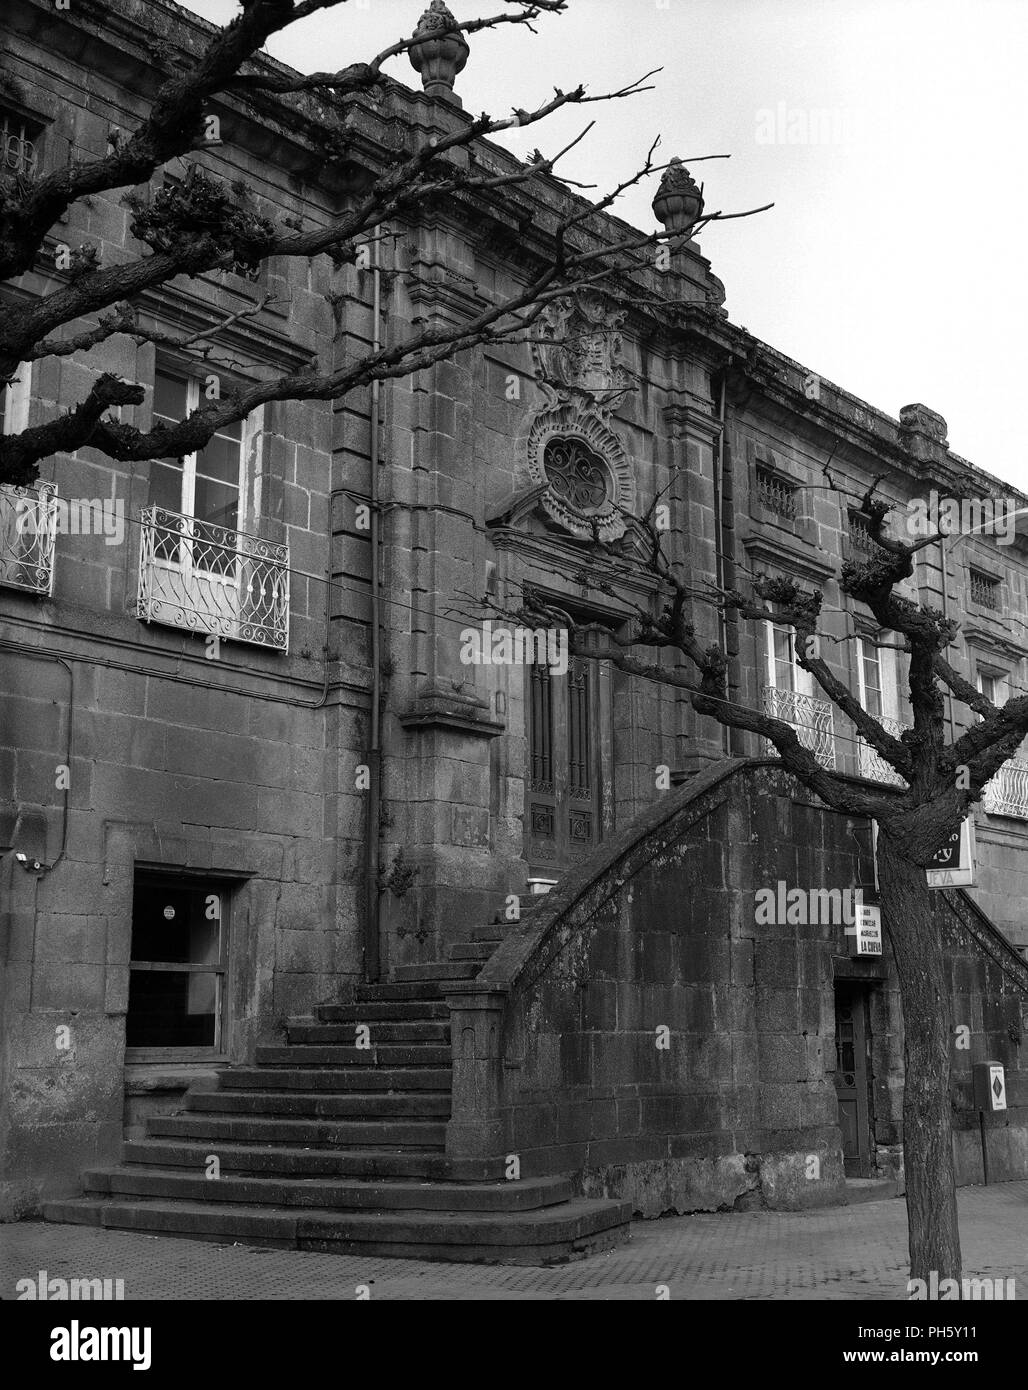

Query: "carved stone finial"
left=409, top=1, right=469, bottom=103
left=899, top=403, right=948, bottom=444
left=651, top=156, right=704, bottom=238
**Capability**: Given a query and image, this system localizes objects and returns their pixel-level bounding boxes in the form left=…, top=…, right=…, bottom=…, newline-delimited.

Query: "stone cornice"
left=397, top=690, right=505, bottom=739
left=489, top=525, right=663, bottom=607
left=741, top=529, right=838, bottom=585
left=958, top=622, right=1028, bottom=664
left=662, top=403, right=722, bottom=442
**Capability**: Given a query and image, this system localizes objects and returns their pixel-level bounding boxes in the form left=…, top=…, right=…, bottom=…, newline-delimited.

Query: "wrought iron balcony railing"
left=762, top=685, right=836, bottom=770
left=0, top=481, right=57, bottom=595
left=982, top=759, right=1028, bottom=820
left=137, top=505, right=289, bottom=651
left=856, top=713, right=908, bottom=786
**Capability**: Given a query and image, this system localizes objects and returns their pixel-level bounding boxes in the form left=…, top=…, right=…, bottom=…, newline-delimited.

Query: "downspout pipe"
left=713, top=371, right=732, bottom=756
left=364, top=237, right=383, bottom=983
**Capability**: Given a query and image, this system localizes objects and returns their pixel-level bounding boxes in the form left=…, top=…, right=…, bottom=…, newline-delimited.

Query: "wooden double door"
left=525, top=654, right=613, bottom=879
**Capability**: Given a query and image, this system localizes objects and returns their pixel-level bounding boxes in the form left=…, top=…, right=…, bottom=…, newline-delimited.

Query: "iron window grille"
left=0, top=110, right=41, bottom=178
left=756, top=467, right=797, bottom=521
left=848, top=510, right=887, bottom=559
left=969, top=568, right=1000, bottom=610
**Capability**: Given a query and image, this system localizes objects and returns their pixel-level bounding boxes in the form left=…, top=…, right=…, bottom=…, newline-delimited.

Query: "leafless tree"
left=488, top=472, right=1027, bottom=1287
left=0, top=0, right=767, bottom=488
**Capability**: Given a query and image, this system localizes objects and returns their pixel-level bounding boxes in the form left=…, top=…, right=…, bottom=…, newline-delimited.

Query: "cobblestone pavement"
left=3, top=1183, right=1026, bottom=1300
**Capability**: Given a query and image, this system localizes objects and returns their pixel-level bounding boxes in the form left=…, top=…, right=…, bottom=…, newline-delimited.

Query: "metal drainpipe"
left=364, top=236, right=383, bottom=983
left=714, top=371, right=732, bottom=756
left=936, top=535, right=958, bottom=746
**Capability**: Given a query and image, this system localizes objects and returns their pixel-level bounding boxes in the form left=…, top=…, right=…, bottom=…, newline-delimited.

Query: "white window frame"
left=144, top=367, right=265, bottom=641
left=1, top=362, right=31, bottom=437
left=856, top=634, right=900, bottom=724
left=976, top=667, right=1007, bottom=709
left=764, top=620, right=814, bottom=697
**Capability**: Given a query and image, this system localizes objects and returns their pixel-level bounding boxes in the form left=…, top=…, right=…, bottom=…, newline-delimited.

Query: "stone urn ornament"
left=651, top=157, right=705, bottom=239
left=408, top=0, right=470, bottom=101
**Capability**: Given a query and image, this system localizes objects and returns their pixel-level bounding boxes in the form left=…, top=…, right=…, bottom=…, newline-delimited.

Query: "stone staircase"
left=44, top=925, right=632, bottom=1264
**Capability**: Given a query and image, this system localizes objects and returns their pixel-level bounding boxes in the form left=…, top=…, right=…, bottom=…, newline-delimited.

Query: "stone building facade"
left=1, top=0, right=1026, bottom=1244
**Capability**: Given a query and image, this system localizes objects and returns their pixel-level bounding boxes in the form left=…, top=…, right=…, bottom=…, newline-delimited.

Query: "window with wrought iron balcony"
left=976, top=668, right=1028, bottom=820
left=853, top=632, right=908, bottom=786
left=136, top=369, right=289, bottom=651
left=760, top=619, right=836, bottom=770
left=0, top=363, right=58, bottom=598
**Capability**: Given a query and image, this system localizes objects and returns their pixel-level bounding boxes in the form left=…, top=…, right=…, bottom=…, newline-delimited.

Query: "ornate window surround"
left=524, top=290, right=637, bottom=543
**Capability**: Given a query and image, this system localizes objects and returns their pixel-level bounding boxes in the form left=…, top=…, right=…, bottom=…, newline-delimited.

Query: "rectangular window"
left=1, top=109, right=42, bottom=178
left=766, top=621, right=811, bottom=696
left=855, top=634, right=905, bottom=784
left=151, top=369, right=245, bottom=570
left=137, top=365, right=288, bottom=649
left=969, top=568, right=1000, bottom=610
left=976, top=669, right=1007, bottom=715
left=0, top=362, right=31, bottom=437
left=762, top=619, right=835, bottom=768
left=756, top=467, right=797, bottom=521
left=0, top=362, right=55, bottom=596
left=127, top=873, right=229, bottom=1052
left=860, top=642, right=884, bottom=718
left=848, top=510, right=886, bottom=559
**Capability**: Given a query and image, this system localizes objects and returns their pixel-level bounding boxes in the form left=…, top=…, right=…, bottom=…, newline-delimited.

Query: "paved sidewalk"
left=3, top=1183, right=1026, bottom=1300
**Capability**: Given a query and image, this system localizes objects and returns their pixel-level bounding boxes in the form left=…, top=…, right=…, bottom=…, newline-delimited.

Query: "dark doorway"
left=126, top=871, right=230, bottom=1053
left=833, top=982, right=874, bottom=1177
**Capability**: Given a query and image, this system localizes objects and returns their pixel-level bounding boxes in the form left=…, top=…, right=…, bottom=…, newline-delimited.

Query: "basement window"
left=126, top=872, right=230, bottom=1054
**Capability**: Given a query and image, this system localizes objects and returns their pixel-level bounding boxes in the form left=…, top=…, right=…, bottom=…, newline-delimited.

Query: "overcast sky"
left=180, top=0, right=1027, bottom=489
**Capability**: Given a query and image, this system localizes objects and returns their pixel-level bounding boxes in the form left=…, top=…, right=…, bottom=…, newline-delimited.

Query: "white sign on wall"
left=850, top=903, right=883, bottom=957
left=925, top=816, right=976, bottom=889
left=872, top=817, right=977, bottom=890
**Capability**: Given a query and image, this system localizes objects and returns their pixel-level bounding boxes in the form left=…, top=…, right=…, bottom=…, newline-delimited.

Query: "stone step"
left=392, top=962, right=480, bottom=983
left=119, top=1140, right=505, bottom=1181
left=448, top=941, right=496, bottom=961
left=82, top=1167, right=574, bottom=1213
left=844, top=1178, right=902, bottom=1205
left=354, top=982, right=445, bottom=1003
left=285, top=1021, right=450, bottom=1045
left=314, top=1001, right=449, bottom=1023
left=470, top=924, right=508, bottom=943
left=219, top=1067, right=452, bottom=1092
left=187, top=1090, right=450, bottom=1119
left=255, top=1044, right=451, bottom=1067
left=43, top=1196, right=633, bottom=1264
left=147, top=1114, right=446, bottom=1150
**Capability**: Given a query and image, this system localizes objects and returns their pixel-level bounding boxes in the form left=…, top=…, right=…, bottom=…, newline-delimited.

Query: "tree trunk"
left=876, top=829, right=962, bottom=1286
